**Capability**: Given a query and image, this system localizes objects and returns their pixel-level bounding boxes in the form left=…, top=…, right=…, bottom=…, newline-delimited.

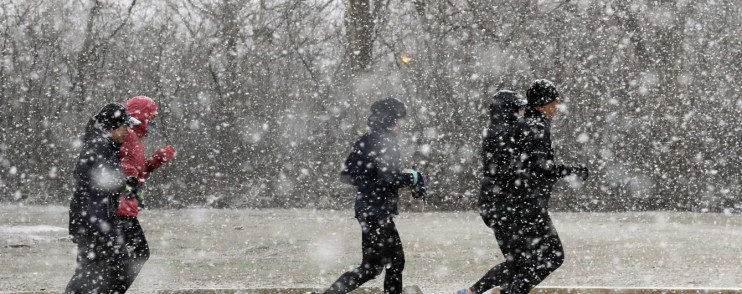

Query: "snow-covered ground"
left=0, top=206, right=740, bottom=293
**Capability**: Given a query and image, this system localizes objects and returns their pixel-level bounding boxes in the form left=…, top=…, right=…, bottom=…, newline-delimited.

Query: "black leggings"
left=470, top=202, right=564, bottom=294
left=65, top=234, right=125, bottom=294
left=116, top=216, right=150, bottom=293
left=324, top=217, right=405, bottom=294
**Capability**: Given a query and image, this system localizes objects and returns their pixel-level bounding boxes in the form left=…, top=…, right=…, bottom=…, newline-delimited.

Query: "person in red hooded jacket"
left=115, top=96, right=176, bottom=293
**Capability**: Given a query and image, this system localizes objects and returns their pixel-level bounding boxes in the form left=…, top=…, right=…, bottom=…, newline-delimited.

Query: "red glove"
left=147, top=145, right=176, bottom=171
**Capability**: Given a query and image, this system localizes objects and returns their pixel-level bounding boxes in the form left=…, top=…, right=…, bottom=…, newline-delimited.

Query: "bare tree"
left=2, top=0, right=742, bottom=212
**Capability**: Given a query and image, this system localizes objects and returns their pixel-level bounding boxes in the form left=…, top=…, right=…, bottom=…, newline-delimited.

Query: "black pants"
left=324, top=217, right=405, bottom=294
left=65, top=234, right=125, bottom=294
left=470, top=198, right=564, bottom=294
left=115, top=216, right=150, bottom=293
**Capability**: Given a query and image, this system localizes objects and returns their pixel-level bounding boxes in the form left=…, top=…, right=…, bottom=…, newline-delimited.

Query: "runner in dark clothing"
left=65, top=103, right=139, bottom=294
left=478, top=90, right=527, bottom=216
left=460, top=90, right=529, bottom=294
left=317, top=98, right=425, bottom=294
left=458, top=81, right=588, bottom=294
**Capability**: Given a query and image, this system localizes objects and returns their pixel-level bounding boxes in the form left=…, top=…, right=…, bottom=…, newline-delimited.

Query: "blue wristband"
left=412, top=171, right=419, bottom=186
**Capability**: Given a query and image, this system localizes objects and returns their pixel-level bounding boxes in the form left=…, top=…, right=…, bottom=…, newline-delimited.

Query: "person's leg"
left=469, top=205, right=520, bottom=294
left=324, top=218, right=385, bottom=294
left=66, top=235, right=123, bottom=294
left=530, top=214, right=564, bottom=282
left=100, top=231, right=128, bottom=294
left=506, top=213, right=564, bottom=294
left=119, top=217, right=150, bottom=292
left=65, top=241, right=92, bottom=294
left=381, top=218, right=405, bottom=294
left=105, top=251, right=127, bottom=294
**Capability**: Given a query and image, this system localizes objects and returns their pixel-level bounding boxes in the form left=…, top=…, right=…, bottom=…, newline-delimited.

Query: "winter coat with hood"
left=116, top=96, right=169, bottom=217
left=480, top=91, right=526, bottom=207
left=69, top=116, right=126, bottom=242
left=340, top=98, right=415, bottom=219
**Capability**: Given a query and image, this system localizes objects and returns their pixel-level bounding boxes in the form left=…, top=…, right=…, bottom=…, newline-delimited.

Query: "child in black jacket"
left=320, top=97, right=424, bottom=294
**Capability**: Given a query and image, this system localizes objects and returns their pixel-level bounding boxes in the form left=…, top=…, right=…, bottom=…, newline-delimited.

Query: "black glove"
left=412, top=171, right=427, bottom=200
left=124, top=176, right=140, bottom=199
left=570, top=165, right=589, bottom=181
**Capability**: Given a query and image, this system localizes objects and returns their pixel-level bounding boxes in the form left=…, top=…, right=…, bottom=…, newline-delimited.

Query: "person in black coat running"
left=317, top=97, right=425, bottom=294
left=66, top=103, right=139, bottom=294
left=459, top=81, right=588, bottom=294
left=479, top=90, right=527, bottom=213
left=458, top=90, right=528, bottom=294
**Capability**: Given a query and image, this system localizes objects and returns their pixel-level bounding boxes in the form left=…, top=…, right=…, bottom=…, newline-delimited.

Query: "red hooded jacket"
left=116, top=96, right=174, bottom=217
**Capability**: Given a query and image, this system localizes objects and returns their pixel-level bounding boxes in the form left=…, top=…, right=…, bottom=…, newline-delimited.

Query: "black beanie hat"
left=94, top=103, right=130, bottom=130
left=526, top=79, right=559, bottom=107
left=368, top=97, right=407, bottom=130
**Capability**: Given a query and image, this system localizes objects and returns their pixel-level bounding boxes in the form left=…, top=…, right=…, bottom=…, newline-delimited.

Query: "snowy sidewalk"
left=1, top=206, right=740, bottom=293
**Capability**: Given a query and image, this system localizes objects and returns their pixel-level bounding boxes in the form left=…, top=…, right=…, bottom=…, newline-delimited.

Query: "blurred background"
left=1, top=0, right=742, bottom=212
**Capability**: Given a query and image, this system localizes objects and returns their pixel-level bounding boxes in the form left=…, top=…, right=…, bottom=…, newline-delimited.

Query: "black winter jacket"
left=341, top=129, right=414, bottom=219
left=480, top=115, right=524, bottom=205
left=518, top=109, right=577, bottom=210
left=69, top=124, right=125, bottom=242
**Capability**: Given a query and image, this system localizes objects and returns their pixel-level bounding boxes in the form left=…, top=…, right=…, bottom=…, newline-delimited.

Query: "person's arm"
left=523, top=125, right=588, bottom=181
left=373, top=138, right=415, bottom=188
left=83, top=143, right=126, bottom=233
left=146, top=145, right=176, bottom=172
left=70, top=155, right=94, bottom=241
left=121, top=159, right=139, bottom=178
left=481, top=129, right=496, bottom=180
left=522, top=125, right=563, bottom=181
left=340, top=138, right=368, bottom=186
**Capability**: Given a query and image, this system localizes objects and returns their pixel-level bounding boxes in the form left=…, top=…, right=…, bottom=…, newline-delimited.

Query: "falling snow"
left=1, top=0, right=742, bottom=293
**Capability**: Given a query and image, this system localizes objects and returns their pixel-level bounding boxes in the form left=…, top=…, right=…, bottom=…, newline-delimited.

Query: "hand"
left=413, top=171, right=427, bottom=200
left=125, top=176, right=139, bottom=190
left=571, top=165, right=589, bottom=181
left=137, top=190, right=146, bottom=209
left=402, top=168, right=421, bottom=185
left=124, top=176, right=140, bottom=199
left=148, top=145, right=176, bottom=171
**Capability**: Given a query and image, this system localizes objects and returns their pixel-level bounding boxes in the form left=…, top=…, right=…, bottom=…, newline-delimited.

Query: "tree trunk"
left=345, top=0, right=375, bottom=74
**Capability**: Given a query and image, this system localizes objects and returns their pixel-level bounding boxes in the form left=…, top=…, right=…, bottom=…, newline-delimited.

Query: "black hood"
left=367, top=97, right=407, bottom=130
left=489, top=90, right=525, bottom=125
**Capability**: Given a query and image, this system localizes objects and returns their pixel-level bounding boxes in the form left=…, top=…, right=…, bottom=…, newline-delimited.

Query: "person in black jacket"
left=479, top=90, right=527, bottom=212
left=317, top=98, right=425, bottom=294
left=65, top=103, right=139, bottom=294
left=507, top=80, right=587, bottom=294
left=458, top=90, right=528, bottom=294
left=458, top=81, right=588, bottom=294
